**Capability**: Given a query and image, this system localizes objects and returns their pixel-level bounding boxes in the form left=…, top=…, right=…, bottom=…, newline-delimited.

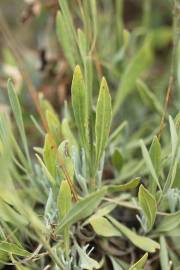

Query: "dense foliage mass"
left=0, top=0, right=180, bottom=269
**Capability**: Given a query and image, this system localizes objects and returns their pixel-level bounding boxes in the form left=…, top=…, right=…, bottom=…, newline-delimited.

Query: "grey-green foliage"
left=138, top=184, right=157, bottom=232
left=0, top=0, right=180, bottom=269
left=95, top=78, right=112, bottom=170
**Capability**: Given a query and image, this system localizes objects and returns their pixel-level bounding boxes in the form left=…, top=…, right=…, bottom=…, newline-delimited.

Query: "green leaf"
left=136, top=80, right=163, bottom=114
left=163, top=116, right=179, bottom=193
left=91, top=203, right=116, bottom=219
left=111, top=148, right=124, bottom=172
left=46, top=110, right=61, bottom=144
left=75, top=242, right=101, bottom=270
left=43, top=134, right=57, bottom=179
left=0, top=199, right=28, bottom=227
left=57, top=180, right=72, bottom=219
left=140, top=140, right=162, bottom=191
left=58, top=0, right=77, bottom=42
left=36, top=154, right=56, bottom=185
left=169, top=115, right=178, bottom=157
left=149, top=136, right=161, bottom=192
left=113, top=36, right=153, bottom=117
left=110, top=256, right=128, bottom=270
left=71, top=65, right=89, bottom=148
left=84, top=203, right=116, bottom=226
left=57, top=180, right=72, bottom=257
left=138, top=185, right=157, bottom=231
left=58, top=140, right=74, bottom=180
left=129, top=253, right=148, bottom=270
left=95, top=77, right=112, bottom=167
left=0, top=242, right=30, bottom=257
left=108, top=216, right=160, bottom=253
left=156, top=211, right=180, bottom=233
left=109, top=121, right=127, bottom=144
left=56, top=188, right=107, bottom=233
left=160, top=236, right=169, bottom=270
left=78, top=29, right=88, bottom=59
left=56, top=11, right=76, bottom=69
left=61, top=118, right=77, bottom=146
left=89, top=216, right=122, bottom=237
left=7, top=80, right=31, bottom=169
left=108, top=177, right=140, bottom=193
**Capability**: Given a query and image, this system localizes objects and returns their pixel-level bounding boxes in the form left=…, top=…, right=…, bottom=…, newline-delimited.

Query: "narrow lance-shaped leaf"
left=155, top=211, right=180, bottom=233
left=71, top=65, right=89, bottom=149
left=163, top=116, right=179, bottom=193
left=57, top=180, right=72, bottom=219
left=169, top=115, right=178, bottom=157
left=43, top=134, right=57, bottom=179
left=129, top=253, right=148, bottom=270
left=0, top=242, right=30, bottom=257
left=140, top=140, right=162, bottom=191
left=160, top=236, right=169, bottom=270
left=138, top=185, right=157, bottom=231
left=149, top=136, right=161, bottom=192
left=58, top=140, right=74, bottom=180
left=95, top=78, right=112, bottom=169
left=57, top=180, right=72, bottom=257
left=36, top=154, right=56, bottom=185
left=108, top=177, right=140, bottom=193
left=61, top=118, right=77, bottom=147
left=46, top=110, right=61, bottom=144
left=7, top=80, right=31, bottom=169
left=108, top=216, right=160, bottom=253
left=113, top=36, right=153, bottom=117
left=56, top=188, right=107, bottom=233
left=75, top=242, right=101, bottom=270
left=56, top=11, right=76, bottom=69
left=136, top=79, right=163, bottom=114
left=89, top=216, right=122, bottom=237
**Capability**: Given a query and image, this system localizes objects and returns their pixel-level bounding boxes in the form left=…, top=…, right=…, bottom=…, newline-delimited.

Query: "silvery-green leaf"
left=156, top=211, right=180, bottom=233
left=56, top=11, right=76, bottom=69
left=128, top=253, right=148, bottom=270
left=108, top=177, right=140, bottom=193
left=58, top=140, right=74, bottom=180
left=56, top=188, right=107, bottom=233
left=169, top=115, right=178, bottom=157
left=138, top=185, right=157, bottom=231
left=111, top=148, right=124, bottom=172
left=140, top=140, right=162, bottom=191
left=61, top=118, right=77, bottom=146
left=46, top=110, right=61, bottom=144
left=75, top=243, right=101, bottom=270
left=108, top=216, right=160, bottom=253
left=43, top=134, right=57, bottom=179
left=0, top=242, right=30, bottom=257
left=160, top=236, right=169, bottom=270
left=57, top=180, right=72, bottom=257
left=149, top=136, right=161, bottom=177
left=95, top=77, right=112, bottom=169
left=89, top=216, right=122, bottom=237
left=71, top=65, right=89, bottom=148
left=113, top=36, right=153, bottom=117
left=57, top=180, right=72, bottom=219
left=7, top=80, right=31, bottom=169
left=136, top=80, right=163, bottom=114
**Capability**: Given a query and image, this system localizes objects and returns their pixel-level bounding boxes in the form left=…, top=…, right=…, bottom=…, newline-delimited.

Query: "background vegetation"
left=0, top=0, right=180, bottom=269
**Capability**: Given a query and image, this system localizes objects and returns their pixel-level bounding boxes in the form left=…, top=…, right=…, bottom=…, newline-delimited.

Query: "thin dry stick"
left=158, top=0, right=180, bottom=138
left=0, top=11, right=78, bottom=201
